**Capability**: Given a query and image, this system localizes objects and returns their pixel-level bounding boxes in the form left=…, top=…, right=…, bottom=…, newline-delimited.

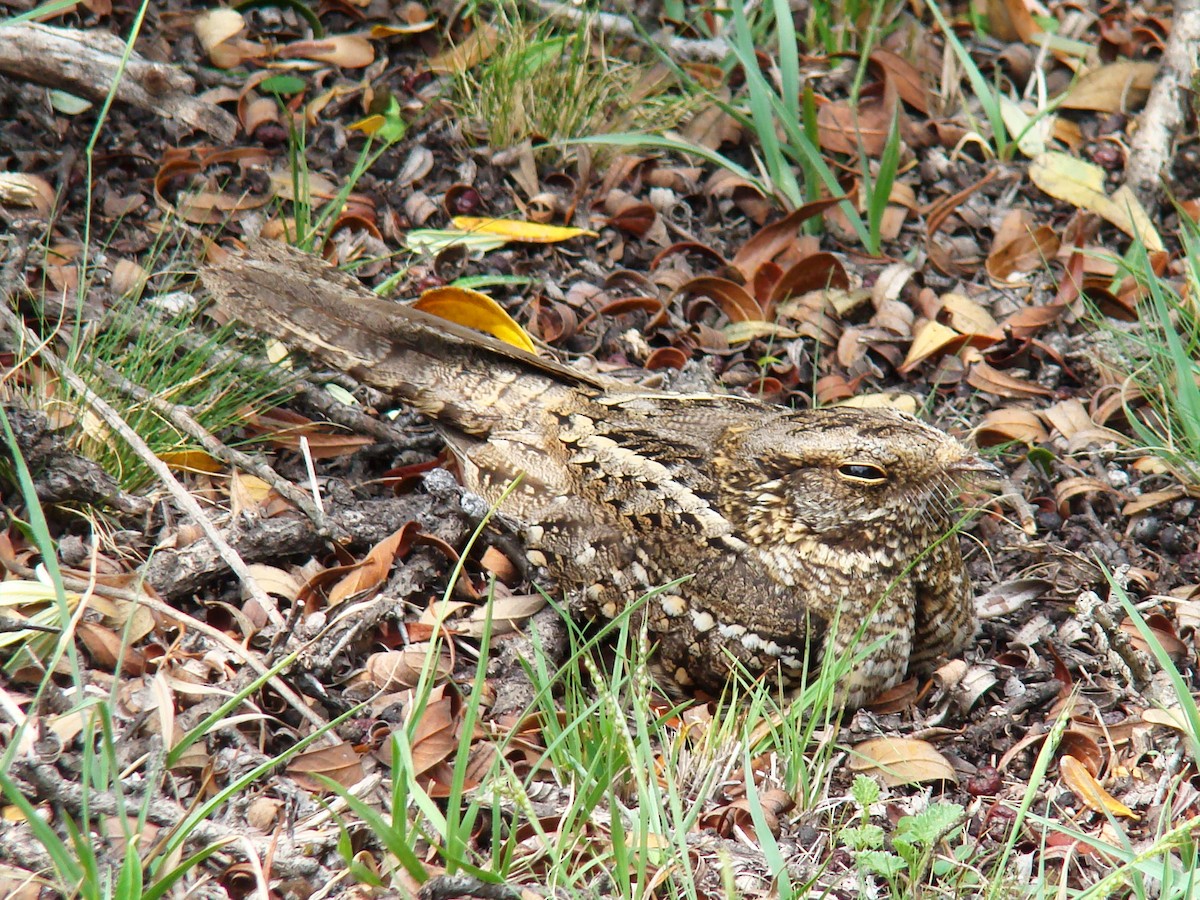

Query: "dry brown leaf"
left=723, top=320, right=804, bottom=343
left=193, top=7, right=243, bottom=50
left=0, top=863, right=49, bottom=900
left=986, top=209, right=1061, bottom=284
left=284, top=35, right=375, bottom=67
left=1119, top=615, right=1187, bottom=661
left=869, top=49, right=929, bottom=114
left=965, top=355, right=1052, bottom=399
left=731, top=201, right=842, bottom=280
left=985, top=0, right=1024, bottom=40
left=1122, top=487, right=1188, bottom=516
left=287, top=741, right=366, bottom=791
left=329, top=525, right=415, bottom=606
left=245, top=408, right=377, bottom=458
left=975, top=578, right=1050, bottom=618
left=427, top=23, right=499, bottom=73
left=244, top=564, right=302, bottom=601
left=849, top=737, right=957, bottom=785
left=900, top=320, right=962, bottom=372
left=410, top=690, right=458, bottom=779
left=1141, top=707, right=1195, bottom=734
left=1042, top=399, right=1094, bottom=439
left=1058, top=731, right=1104, bottom=777
left=1055, top=476, right=1124, bottom=512
left=766, top=253, right=850, bottom=312
left=239, top=95, right=278, bottom=136
left=973, top=408, right=1049, bottom=446
left=460, top=593, right=547, bottom=638
left=78, top=622, right=147, bottom=675
left=997, top=302, right=1067, bottom=339
left=1061, top=61, right=1158, bottom=113
left=230, top=472, right=275, bottom=512
left=816, top=89, right=896, bottom=156
left=940, top=292, right=998, bottom=334
left=686, top=104, right=745, bottom=154
left=865, top=677, right=920, bottom=714
left=365, top=646, right=452, bottom=690
left=677, top=276, right=762, bottom=322
left=0, top=173, right=55, bottom=217
left=703, top=789, right=795, bottom=840
left=193, top=8, right=264, bottom=68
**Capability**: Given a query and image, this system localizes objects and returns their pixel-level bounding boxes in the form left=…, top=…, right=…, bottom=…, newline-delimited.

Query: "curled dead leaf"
left=366, top=645, right=453, bottom=690
left=973, top=408, right=1049, bottom=447
left=1055, top=476, right=1124, bottom=515
left=1058, top=731, right=1104, bottom=777
left=415, top=286, right=535, bottom=352
left=0, top=173, right=55, bottom=217
left=939, top=292, right=998, bottom=334
left=966, top=357, right=1052, bottom=399
left=848, top=736, right=958, bottom=786
left=287, top=740, right=366, bottom=791
left=1119, top=614, right=1187, bottom=661
left=329, top=524, right=417, bottom=606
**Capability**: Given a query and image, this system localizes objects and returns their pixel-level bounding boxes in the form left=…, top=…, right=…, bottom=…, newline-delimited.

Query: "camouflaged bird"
left=202, top=240, right=991, bottom=707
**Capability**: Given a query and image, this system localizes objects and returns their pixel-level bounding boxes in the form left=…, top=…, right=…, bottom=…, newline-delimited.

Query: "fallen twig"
left=0, top=22, right=237, bottom=141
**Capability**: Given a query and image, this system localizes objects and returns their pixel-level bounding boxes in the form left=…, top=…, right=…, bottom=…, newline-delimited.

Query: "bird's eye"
left=837, top=463, right=888, bottom=484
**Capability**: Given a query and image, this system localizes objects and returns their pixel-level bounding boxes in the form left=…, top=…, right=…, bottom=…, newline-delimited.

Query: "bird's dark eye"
left=837, top=463, right=888, bottom=484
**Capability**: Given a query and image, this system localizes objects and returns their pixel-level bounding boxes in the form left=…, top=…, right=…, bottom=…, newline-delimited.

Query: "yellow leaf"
left=900, top=320, right=961, bottom=372
left=451, top=216, right=597, bottom=244
left=941, top=292, right=999, bottom=334
left=159, top=449, right=224, bottom=474
left=369, top=21, right=437, bottom=38
left=348, top=113, right=385, bottom=135
left=414, top=286, right=536, bottom=352
left=1029, top=152, right=1163, bottom=251
left=1141, top=707, right=1193, bottom=733
left=1060, top=755, right=1138, bottom=818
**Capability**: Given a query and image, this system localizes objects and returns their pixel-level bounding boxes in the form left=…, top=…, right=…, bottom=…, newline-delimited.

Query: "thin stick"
left=82, top=352, right=341, bottom=540
left=0, top=300, right=287, bottom=630
left=0, top=556, right=329, bottom=732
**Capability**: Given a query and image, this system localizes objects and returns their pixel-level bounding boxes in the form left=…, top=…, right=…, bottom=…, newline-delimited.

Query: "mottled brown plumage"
left=202, top=241, right=989, bottom=706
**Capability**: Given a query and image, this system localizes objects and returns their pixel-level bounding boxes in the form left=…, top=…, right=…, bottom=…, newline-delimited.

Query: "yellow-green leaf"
left=451, top=216, right=597, bottom=244
left=404, top=229, right=508, bottom=255
left=1029, top=152, right=1163, bottom=251
left=722, top=320, right=802, bottom=343
left=414, top=286, right=536, bottom=352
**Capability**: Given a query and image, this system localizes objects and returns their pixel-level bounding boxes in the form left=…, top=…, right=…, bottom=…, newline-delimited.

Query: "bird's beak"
left=948, top=455, right=1005, bottom=480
